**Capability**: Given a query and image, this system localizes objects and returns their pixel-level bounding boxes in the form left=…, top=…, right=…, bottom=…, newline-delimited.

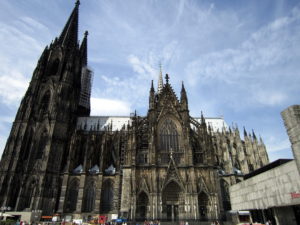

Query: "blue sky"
left=0, top=0, right=299, bottom=161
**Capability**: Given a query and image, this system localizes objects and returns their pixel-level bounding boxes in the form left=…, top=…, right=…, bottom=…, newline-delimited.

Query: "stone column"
left=93, top=174, right=103, bottom=213
left=120, top=169, right=132, bottom=215
left=58, top=173, right=69, bottom=213
left=76, top=174, right=86, bottom=213
left=281, top=105, right=300, bottom=175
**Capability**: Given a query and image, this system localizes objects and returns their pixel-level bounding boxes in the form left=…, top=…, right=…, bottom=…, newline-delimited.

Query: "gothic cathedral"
left=0, top=1, right=269, bottom=222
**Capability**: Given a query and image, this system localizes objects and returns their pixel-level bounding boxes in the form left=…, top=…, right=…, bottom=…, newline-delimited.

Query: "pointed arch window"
left=40, top=91, right=51, bottom=114
left=100, top=180, right=114, bottom=213
left=49, top=58, right=60, bottom=75
left=35, top=130, right=48, bottom=159
left=65, top=179, right=79, bottom=213
left=23, top=179, right=36, bottom=209
left=82, top=183, right=95, bottom=212
left=159, top=119, right=180, bottom=152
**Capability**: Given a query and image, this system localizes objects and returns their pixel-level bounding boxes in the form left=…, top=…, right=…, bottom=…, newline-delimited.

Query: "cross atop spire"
left=165, top=73, right=169, bottom=84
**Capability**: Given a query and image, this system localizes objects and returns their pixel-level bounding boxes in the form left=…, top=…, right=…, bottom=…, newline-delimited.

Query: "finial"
left=150, top=80, right=154, bottom=92
left=75, top=0, right=80, bottom=7
left=84, top=30, right=89, bottom=37
left=165, top=74, right=169, bottom=84
left=181, top=81, right=185, bottom=90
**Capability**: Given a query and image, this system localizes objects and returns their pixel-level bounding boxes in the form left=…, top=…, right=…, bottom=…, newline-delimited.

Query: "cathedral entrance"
left=166, top=205, right=179, bottom=221
left=198, top=192, right=209, bottom=221
left=162, top=181, right=183, bottom=221
left=136, top=191, right=149, bottom=221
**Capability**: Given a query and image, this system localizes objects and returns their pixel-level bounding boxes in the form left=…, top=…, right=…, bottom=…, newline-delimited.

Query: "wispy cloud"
left=91, top=97, right=131, bottom=116
left=185, top=5, right=300, bottom=110
left=0, top=72, right=29, bottom=105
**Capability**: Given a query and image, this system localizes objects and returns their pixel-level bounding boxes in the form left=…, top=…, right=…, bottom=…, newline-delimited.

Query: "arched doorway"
left=162, top=181, right=184, bottom=221
left=198, top=192, right=209, bottom=221
left=136, top=191, right=149, bottom=221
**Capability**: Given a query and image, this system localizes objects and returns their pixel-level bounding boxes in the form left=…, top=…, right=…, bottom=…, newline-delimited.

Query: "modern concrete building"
left=230, top=159, right=300, bottom=225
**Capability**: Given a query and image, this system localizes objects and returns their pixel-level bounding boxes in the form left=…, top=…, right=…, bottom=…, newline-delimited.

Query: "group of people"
left=210, top=221, right=220, bottom=225
left=142, top=220, right=160, bottom=225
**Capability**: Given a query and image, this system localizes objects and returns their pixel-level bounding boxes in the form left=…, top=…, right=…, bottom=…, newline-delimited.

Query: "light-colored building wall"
left=230, top=160, right=300, bottom=210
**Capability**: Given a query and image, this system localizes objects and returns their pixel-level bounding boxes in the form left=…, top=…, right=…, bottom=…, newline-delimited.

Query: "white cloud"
left=265, top=136, right=290, bottom=153
left=90, top=97, right=131, bottom=116
left=128, top=55, right=156, bottom=80
left=21, top=16, right=48, bottom=31
left=185, top=5, right=300, bottom=109
left=254, top=90, right=287, bottom=106
left=0, top=72, right=29, bottom=105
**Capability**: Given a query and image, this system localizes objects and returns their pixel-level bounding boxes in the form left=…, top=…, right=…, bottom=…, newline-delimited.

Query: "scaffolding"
left=79, top=66, right=93, bottom=110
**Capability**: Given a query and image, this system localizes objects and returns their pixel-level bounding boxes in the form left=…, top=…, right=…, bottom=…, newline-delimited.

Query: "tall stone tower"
left=281, top=105, right=300, bottom=175
left=0, top=1, right=90, bottom=215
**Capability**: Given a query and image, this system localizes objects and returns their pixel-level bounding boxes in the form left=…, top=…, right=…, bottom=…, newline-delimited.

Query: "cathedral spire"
left=58, top=0, right=80, bottom=48
left=80, top=31, right=88, bottom=66
left=151, top=80, right=154, bottom=92
left=252, top=129, right=257, bottom=140
left=243, top=126, right=247, bottom=137
left=149, top=80, right=155, bottom=109
left=180, top=81, right=188, bottom=110
left=157, top=63, right=164, bottom=94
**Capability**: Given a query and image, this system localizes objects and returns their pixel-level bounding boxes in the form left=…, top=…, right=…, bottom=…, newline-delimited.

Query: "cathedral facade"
left=0, top=1, right=269, bottom=222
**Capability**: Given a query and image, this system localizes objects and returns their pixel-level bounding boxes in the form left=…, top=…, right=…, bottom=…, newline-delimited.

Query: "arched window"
left=198, top=192, right=209, bottom=221
left=23, top=179, right=36, bottom=209
left=36, top=131, right=47, bottom=159
left=159, top=119, right=180, bottom=152
left=40, top=91, right=51, bottom=113
left=82, top=183, right=95, bottom=212
left=65, top=179, right=79, bottom=213
left=136, top=191, right=149, bottom=220
left=49, top=58, right=60, bottom=75
left=220, top=179, right=231, bottom=211
left=100, top=180, right=114, bottom=213
left=20, top=129, right=33, bottom=160
left=7, top=178, right=20, bottom=209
